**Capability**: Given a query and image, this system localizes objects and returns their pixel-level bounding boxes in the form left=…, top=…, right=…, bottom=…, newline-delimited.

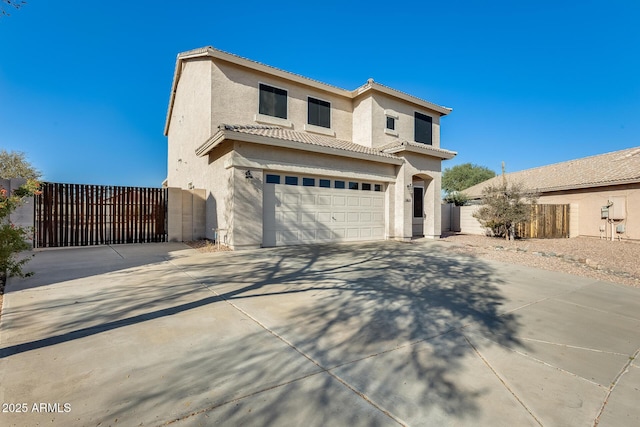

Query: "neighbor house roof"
left=164, top=46, right=452, bottom=135
left=195, top=125, right=405, bottom=165
left=465, top=146, right=640, bottom=198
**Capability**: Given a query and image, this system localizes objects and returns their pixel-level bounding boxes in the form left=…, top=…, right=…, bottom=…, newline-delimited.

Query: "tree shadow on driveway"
left=0, top=240, right=525, bottom=426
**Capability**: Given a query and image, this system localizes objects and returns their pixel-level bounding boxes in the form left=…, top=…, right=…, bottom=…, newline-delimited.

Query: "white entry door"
left=263, top=178, right=385, bottom=247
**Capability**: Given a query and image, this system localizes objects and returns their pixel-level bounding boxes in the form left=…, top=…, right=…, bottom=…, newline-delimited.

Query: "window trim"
left=307, top=96, right=331, bottom=129
left=384, top=109, right=399, bottom=137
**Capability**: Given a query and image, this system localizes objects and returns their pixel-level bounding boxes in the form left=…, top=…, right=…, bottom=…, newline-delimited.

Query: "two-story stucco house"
left=164, top=46, right=456, bottom=249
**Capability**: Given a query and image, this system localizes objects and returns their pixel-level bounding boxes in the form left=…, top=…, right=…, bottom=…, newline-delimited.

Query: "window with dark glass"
left=265, top=174, right=280, bottom=184
left=319, top=179, right=331, bottom=188
left=349, top=182, right=359, bottom=190
left=285, top=176, right=298, bottom=186
left=374, top=184, right=382, bottom=192
left=302, top=177, right=315, bottom=187
left=414, top=112, right=433, bottom=145
left=334, top=180, right=345, bottom=189
left=413, top=187, right=424, bottom=217
left=362, top=183, right=372, bottom=191
left=386, top=116, right=395, bottom=130
left=259, top=84, right=287, bottom=119
left=308, top=97, right=331, bottom=128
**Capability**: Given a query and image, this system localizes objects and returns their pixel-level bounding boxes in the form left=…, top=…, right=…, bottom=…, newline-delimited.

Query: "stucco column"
left=393, top=164, right=413, bottom=241
left=230, top=167, right=263, bottom=249
left=423, top=174, right=442, bottom=239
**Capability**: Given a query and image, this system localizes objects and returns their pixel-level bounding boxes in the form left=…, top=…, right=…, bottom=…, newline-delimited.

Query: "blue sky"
left=1, top=0, right=638, bottom=186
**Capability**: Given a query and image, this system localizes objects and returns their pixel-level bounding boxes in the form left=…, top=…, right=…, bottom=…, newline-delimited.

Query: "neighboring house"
left=164, top=46, right=456, bottom=249
left=464, top=147, right=640, bottom=240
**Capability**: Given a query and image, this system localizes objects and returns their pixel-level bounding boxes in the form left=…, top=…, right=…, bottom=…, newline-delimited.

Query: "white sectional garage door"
left=263, top=182, right=385, bottom=247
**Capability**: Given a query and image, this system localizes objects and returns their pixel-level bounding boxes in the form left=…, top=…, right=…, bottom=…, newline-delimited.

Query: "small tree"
left=442, top=163, right=495, bottom=206
left=473, top=167, right=538, bottom=240
left=0, top=179, right=40, bottom=280
left=0, top=150, right=41, bottom=180
left=444, top=191, right=470, bottom=206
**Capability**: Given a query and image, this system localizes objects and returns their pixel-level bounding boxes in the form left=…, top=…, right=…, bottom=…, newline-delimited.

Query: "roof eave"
left=383, top=143, right=457, bottom=160
left=352, top=82, right=452, bottom=116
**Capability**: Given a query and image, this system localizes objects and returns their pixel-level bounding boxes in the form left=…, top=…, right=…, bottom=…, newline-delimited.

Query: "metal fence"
left=35, top=183, right=167, bottom=248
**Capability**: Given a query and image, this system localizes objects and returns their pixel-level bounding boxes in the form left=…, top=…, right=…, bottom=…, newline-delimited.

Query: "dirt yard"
left=438, top=233, right=639, bottom=288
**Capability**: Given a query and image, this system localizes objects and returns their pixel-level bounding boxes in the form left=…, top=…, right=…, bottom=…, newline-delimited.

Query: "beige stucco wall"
left=352, top=96, right=373, bottom=148
left=369, top=93, right=442, bottom=149
left=167, top=59, right=213, bottom=189
left=210, top=61, right=354, bottom=141
left=539, top=184, right=640, bottom=240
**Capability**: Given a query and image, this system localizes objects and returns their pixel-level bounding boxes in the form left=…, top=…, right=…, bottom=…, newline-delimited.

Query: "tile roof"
left=465, top=146, right=640, bottom=198
left=219, top=125, right=400, bottom=159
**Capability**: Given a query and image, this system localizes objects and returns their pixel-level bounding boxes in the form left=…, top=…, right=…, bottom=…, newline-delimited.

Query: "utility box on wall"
left=610, top=197, right=626, bottom=220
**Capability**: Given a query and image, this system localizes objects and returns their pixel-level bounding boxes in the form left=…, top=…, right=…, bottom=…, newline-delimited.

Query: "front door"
left=412, top=186, right=424, bottom=237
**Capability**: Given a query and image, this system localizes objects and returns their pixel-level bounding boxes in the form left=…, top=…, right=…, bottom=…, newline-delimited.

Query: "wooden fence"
left=515, top=204, right=570, bottom=239
left=35, top=183, right=167, bottom=248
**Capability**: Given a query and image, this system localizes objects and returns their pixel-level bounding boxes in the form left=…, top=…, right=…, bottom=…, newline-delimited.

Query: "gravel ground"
left=185, top=240, right=233, bottom=253
left=436, top=233, right=640, bottom=288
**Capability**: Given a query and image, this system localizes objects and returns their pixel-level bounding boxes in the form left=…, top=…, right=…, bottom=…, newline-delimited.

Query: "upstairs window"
left=386, top=116, right=395, bottom=131
left=308, top=97, right=331, bottom=128
left=414, top=112, right=433, bottom=145
left=259, top=84, right=287, bottom=119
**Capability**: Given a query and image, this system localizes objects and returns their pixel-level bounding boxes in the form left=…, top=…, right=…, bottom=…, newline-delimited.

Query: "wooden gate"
left=35, top=183, right=167, bottom=248
left=515, top=204, right=570, bottom=239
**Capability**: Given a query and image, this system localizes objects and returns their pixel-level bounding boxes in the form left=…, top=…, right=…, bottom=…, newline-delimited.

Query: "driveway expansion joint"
left=463, top=333, right=544, bottom=426
left=593, top=346, right=640, bottom=426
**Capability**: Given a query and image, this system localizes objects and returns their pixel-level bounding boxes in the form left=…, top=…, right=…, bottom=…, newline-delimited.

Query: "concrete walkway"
left=0, top=241, right=638, bottom=426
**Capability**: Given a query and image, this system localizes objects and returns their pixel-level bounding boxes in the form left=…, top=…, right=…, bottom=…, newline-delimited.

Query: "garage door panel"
left=301, top=211, right=316, bottom=223
left=301, top=194, right=316, bottom=205
left=360, top=212, right=372, bottom=222
left=373, top=198, right=384, bottom=208
left=333, top=195, right=346, bottom=206
left=347, top=212, right=359, bottom=223
left=348, top=196, right=359, bottom=206
left=372, top=227, right=384, bottom=238
left=318, top=195, right=331, bottom=205
left=332, top=228, right=346, bottom=238
left=300, top=229, right=316, bottom=241
left=333, top=212, right=346, bottom=222
left=360, top=197, right=372, bottom=207
left=360, top=228, right=372, bottom=238
left=372, top=212, right=384, bottom=222
left=284, top=193, right=300, bottom=206
left=346, top=228, right=359, bottom=238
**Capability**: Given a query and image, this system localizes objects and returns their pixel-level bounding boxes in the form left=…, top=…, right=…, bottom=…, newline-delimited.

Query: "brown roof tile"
left=220, top=124, right=400, bottom=159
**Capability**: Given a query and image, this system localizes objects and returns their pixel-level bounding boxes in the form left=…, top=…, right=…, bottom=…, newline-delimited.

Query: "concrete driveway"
left=0, top=241, right=639, bottom=426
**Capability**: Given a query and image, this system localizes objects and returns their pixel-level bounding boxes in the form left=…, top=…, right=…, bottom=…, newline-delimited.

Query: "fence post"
left=167, top=187, right=183, bottom=242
